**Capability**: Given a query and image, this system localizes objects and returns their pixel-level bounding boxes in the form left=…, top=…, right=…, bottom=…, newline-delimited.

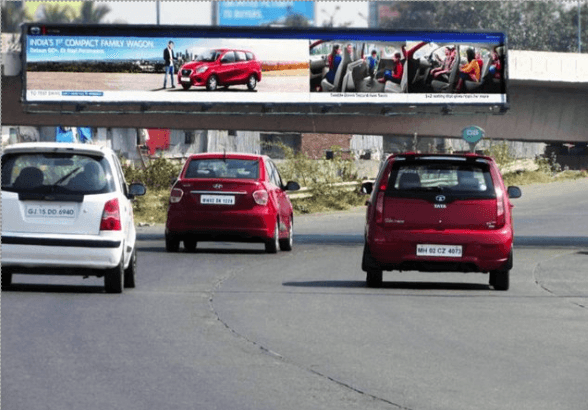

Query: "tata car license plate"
left=181, top=77, right=191, bottom=83
left=201, top=195, right=235, bottom=205
left=417, top=244, right=462, bottom=258
left=26, top=204, right=76, bottom=218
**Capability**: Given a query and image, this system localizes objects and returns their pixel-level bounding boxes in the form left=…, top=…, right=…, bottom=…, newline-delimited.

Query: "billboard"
left=217, top=1, right=315, bottom=26
left=22, top=24, right=508, bottom=109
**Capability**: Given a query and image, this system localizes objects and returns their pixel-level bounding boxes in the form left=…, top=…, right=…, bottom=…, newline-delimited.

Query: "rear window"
left=386, top=158, right=496, bottom=200
left=1, top=153, right=115, bottom=195
left=184, top=158, right=259, bottom=180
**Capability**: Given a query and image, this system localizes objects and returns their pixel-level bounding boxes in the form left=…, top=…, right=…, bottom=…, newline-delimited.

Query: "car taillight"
left=100, top=198, right=121, bottom=231
left=170, top=188, right=184, bottom=204
left=375, top=192, right=385, bottom=224
left=253, top=190, right=268, bottom=206
left=495, top=187, right=506, bottom=229
left=375, top=170, right=389, bottom=224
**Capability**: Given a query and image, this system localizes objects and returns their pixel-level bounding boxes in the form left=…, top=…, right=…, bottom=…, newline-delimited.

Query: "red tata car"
left=165, top=153, right=299, bottom=253
left=178, top=49, right=262, bottom=91
left=361, top=153, right=521, bottom=290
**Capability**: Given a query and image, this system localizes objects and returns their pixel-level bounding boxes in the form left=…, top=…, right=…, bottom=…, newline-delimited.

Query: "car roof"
left=2, top=142, right=112, bottom=157
left=390, top=152, right=495, bottom=162
left=186, top=152, right=267, bottom=161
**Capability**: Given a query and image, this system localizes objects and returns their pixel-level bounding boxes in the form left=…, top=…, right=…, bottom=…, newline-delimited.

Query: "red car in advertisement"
left=165, top=153, right=299, bottom=253
left=178, top=49, right=262, bottom=91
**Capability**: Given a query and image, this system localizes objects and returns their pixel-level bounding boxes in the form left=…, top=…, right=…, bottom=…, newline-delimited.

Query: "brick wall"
left=301, top=133, right=353, bottom=159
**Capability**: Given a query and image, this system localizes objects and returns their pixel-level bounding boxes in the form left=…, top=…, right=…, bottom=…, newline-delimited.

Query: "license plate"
left=26, top=204, right=76, bottom=218
left=200, top=195, right=235, bottom=205
left=181, top=77, right=191, bottom=83
left=416, top=244, right=462, bottom=258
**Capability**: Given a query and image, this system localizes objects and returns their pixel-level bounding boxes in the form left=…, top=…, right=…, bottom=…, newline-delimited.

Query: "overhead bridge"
left=2, top=51, right=587, bottom=143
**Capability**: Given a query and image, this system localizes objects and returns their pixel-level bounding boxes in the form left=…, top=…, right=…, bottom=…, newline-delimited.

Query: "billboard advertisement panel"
left=217, top=1, right=315, bottom=26
left=23, top=25, right=508, bottom=108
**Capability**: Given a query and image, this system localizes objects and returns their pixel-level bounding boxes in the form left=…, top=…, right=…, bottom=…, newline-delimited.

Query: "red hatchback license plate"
left=200, top=195, right=235, bottom=205
left=417, top=244, right=462, bottom=258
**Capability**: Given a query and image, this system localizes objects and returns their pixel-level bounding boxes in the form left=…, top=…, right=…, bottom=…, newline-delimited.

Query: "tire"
left=2, top=269, right=13, bottom=290
left=184, top=238, right=197, bottom=252
left=124, top=249, right=137, bottom=288
left=490, top=251, right=512, bottom=291
left=206, top=75, right=218, bottom=91
left=105, top=255, right=124, bottom=294
left=247, top=74, right=257, bottom=91
left=362, top=244, right=383, bottom=287
left=165, top=233, right=180, bottom=252
left=265, top=220, right=280, bottom=254
left=366, top=269, right=383, bottom=288
left=490, top=269, right=509, bottom=291
left=279, top=219, right=293, bottom=251
left=181, top=83, right=191, bottom=90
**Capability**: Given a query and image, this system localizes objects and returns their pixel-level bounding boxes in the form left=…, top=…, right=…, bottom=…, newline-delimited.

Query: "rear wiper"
left=49, top=166, right=81, bottom=187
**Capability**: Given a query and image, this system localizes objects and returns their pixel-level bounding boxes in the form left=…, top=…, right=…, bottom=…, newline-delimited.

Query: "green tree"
left=37, top=3, right=73, bottom=24
left=1, top=1, right=31, bottom=33
left=73, top=1, right=111, bottom=24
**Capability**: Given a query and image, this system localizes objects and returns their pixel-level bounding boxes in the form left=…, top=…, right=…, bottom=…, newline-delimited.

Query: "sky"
left=95, top=1, right=369, bottom=27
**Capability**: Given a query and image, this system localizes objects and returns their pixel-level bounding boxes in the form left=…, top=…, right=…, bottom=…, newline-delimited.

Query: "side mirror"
left=284, top=181, right=300, bottom=191
left=128, top=183, right=146, bottom=199
left=360, top=181, right=373, bottom=195
left=507, top=186, right=522, bottom=199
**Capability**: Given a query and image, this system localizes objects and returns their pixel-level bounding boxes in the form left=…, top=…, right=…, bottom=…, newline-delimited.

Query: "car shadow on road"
left=515, top=236, right=588, bottom=247
left=2, top=283, right=106, bottom=294
left=139, top=246, right=266, bottom=255
left=282, top=280, right=491, bottom=291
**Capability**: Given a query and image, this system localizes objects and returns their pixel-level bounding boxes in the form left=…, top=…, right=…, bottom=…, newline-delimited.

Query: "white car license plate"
left=200, top=195, right=235, bottom=205
left=416, top=244, right=462, bottom=258
left=181, top=77, right=191, bottom=83
left=26, top=204, right=76, bottom=219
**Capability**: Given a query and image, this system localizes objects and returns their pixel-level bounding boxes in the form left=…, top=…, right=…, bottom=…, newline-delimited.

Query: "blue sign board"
left=462, top=126, right=485, bottom=144
left=218, top=1, right=314, bottom=26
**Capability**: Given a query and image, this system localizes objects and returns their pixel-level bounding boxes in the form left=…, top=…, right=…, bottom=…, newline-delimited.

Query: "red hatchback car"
left=165, top=153, right=299, bottom=253
left=361, top=153, right=521, bottom=290
left=178, top=48, right=262, bottom=91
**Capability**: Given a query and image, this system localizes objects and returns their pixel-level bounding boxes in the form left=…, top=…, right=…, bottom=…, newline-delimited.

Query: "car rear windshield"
left=386, top=157, right=496, bottom=199
left=1, top=153, right=115, bottom=195
left=184, top=158, right=259, bottom=180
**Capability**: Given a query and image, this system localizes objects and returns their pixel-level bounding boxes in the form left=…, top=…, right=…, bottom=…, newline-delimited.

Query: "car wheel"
left=165, top=233, right=180, bottom=252
left=124, top=249, right=137, bottom=288
left=2, top=269, right=13, bottom=290
left=490, top=269, right=509, bottom=291
left=247, top=74, right=257, bottom=90
left=265, top=221, right=280, bottom=254
left=105, top=255, right=124, bottom=294
left=206, top=75, right=218, bottom=91
left=366, top=270, right=383, bottom=288
left=181, top=83, right=191, bottom=90
left=279, top=219, right=293, bottom=251
left=184, top=238, right=197, bottom=252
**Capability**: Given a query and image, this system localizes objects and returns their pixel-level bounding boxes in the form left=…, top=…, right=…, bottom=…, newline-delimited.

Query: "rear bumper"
left=1, top=233, right=124, bottom=273
left=366, top=225, right=513, bottom=273
left=166, top=207, right=275, bottom=242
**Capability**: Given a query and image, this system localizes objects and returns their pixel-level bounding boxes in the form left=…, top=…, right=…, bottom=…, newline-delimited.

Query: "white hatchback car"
left=1, top=143, right=146, bottom=293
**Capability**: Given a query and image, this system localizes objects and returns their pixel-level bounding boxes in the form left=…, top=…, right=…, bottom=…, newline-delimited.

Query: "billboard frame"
left=20, top=23, right=510, bottom=115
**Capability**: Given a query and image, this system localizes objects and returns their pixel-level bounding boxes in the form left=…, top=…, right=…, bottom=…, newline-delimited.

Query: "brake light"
left=253, top=190, right=269, bottom=206
left=375, top=167, right=390, bottom=224
left=495, top=187, right=506, bottom=229
left=100, top=198, right=121, bottom=231
left=170, top=188, right=184, bottom=204
left=375, top=192, right=385, bottom=224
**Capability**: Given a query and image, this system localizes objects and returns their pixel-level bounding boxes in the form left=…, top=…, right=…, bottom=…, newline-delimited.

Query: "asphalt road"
left=2, top=179, right=587, bottom=410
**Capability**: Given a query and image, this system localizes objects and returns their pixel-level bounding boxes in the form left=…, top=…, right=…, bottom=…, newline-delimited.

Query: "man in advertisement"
left=163, top=40, right=176, bottom=89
